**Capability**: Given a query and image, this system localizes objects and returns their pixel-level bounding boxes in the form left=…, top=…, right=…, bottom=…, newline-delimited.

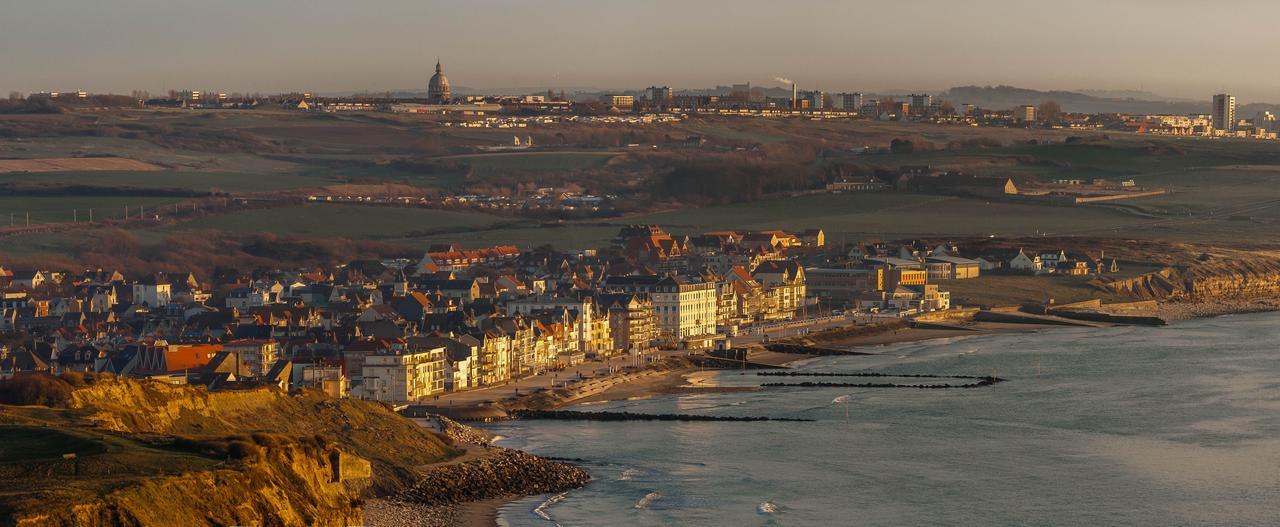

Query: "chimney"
left=791, top=83, right=798, bottom=110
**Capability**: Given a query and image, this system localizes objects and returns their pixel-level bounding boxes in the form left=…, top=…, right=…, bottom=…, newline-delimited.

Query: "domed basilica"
left=427, top=60, right=450, bottom=103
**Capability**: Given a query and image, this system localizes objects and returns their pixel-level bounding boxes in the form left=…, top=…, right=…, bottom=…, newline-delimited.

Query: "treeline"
left=642, top=143, right=825, bottom=205
left=0, top=183, right=216, bottom=198
left=0, top=94, right=140, bottom=114
left=0, top=229, right=417, bottom=282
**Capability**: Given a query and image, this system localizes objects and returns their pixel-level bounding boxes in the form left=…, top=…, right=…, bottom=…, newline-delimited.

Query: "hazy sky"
left=3, top=0, right=1279, bottom=101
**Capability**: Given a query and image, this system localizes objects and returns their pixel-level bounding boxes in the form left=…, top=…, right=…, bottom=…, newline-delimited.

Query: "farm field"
left=0, top=196, right=178, bottom=225
left=163, top=204, right=512, bottom=239
left=630, top=192, right=1145, bottom=238
left=5, top=110, right=1280, bottom=267
left=0, top=169, right=332, bottom=193
left=0, top=157, right=160, bottom=173
left=443, top=151, right=620, bottom=178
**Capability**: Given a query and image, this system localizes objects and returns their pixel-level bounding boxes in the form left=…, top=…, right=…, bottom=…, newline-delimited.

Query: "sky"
left=3, top=0, right=1279, bottom=102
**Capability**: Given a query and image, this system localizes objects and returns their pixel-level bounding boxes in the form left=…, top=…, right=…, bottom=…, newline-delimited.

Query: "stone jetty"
left=397, top=447, right=591, bottom=508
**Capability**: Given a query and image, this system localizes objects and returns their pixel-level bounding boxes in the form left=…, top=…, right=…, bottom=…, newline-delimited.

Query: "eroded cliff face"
left=65, top=377, right=457, bottom=494
left=2, top=376, right=456, bottom=525
left=67, top=377, right=285, bottom=434
left=12, top=442, right=369, bottom=527
left=1097, top=257, right=1280, bottom=301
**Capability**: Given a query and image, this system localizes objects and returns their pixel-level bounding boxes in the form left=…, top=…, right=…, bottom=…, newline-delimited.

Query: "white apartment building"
left=360, top=348, right=446, bottom=403
left=604, top=276, right=717, bottom=342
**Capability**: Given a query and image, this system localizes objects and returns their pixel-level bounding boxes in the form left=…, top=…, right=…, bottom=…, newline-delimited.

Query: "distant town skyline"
left=4, top=0, right=1280, bottom=102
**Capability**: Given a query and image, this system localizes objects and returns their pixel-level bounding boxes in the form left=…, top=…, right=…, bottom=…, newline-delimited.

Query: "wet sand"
left=455, top=498, right=507, bottom=527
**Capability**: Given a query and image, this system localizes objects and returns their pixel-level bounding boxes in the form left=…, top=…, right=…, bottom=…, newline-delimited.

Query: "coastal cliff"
left=0, top=375, right=593, bottom=526
left=1097, top=258, right=1280, bottom=300
left=1095, top=256, right=1280, bottom=318
left=9, top=437, right=369, bottom=527
left=62, top=376, right=458, bottom=495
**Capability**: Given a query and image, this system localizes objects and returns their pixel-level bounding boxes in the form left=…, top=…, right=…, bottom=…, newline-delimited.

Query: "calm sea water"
left=482, top=313, right=1280, bottom=526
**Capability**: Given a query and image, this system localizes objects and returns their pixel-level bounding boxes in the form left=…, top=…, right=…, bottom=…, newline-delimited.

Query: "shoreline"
left=426, top=299, right=1280, bottom=527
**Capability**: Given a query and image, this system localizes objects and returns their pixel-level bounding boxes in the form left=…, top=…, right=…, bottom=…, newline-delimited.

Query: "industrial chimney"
left=791, top=83, right=798, bottom=110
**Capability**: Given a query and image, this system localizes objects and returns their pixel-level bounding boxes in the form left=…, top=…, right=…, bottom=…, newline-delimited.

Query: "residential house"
left=133, top=274, right=172, bottom=307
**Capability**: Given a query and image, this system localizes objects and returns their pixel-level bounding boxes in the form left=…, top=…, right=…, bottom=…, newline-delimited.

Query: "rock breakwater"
left=397, top=448, right=590, bottom=508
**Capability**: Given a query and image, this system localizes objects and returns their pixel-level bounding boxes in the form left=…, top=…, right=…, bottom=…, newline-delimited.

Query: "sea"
left=481, top=312, right=1280, bottom=526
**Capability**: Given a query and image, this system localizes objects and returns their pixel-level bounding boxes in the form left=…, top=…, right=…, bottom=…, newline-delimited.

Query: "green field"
left=165, top=204, right=512, bottom=239
left=0, top=169, right=332, bottom=193
left=628, top=193, right=1146, bottom=239
left=445, top=151, right=619, bottom=178
left=399, top=223, right=622, bottom=249
left=0, top=196, right=178, bottom=224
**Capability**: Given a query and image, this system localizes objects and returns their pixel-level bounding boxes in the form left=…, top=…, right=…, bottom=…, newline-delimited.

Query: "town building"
left=360, top=347, right=446, bottom=403
left=1213, top=93, right=1236, bottom=132
left=428, top=60, right=451, bottom=103
left=603, top=275, right=717, bottom=345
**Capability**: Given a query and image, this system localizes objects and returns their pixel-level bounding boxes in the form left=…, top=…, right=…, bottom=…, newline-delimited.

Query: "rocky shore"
left=363, top=498, right=452, bottom=527
left=1155, top=297, right=1280, bottom=321
left=399, top=447, right=590, bottom=504
left=435, top=415, right=492, bottom=446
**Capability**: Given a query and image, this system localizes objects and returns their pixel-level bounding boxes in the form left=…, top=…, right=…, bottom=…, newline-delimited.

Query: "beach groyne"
left=762, top=343, right=876, bottom=356
left=1047, top=309, right=1167, bottom=326
left=513, top=410, right=814, bottom=422
left=761, top=376, right=1004, bottom=389
left=973, top=310, right=1099, bottom=327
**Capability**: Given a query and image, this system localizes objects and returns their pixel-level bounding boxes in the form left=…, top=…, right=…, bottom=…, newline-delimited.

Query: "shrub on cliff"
left=0, top=374, right=74, bottom=407
left=228, top=440, right=264, bottom=462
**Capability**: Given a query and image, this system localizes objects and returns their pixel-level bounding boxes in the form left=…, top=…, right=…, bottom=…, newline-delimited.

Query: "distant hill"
left=1073, top=89, right=1196, bottom=103
left=937, top=85, right=1213, bottom=114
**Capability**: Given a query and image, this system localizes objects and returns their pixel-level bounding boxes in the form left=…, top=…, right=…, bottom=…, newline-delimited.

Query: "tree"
left=1038, top=100, right=1062, bottom=122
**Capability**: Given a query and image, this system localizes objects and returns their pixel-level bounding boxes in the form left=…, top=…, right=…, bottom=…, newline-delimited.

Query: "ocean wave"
left=533, top=492, right=567, bottom=525
left=635, top=491, right=661, bottom=509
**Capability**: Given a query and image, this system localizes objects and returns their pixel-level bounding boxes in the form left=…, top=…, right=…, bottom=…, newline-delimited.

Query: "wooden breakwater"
left=761, top=343, right=875, bottom=356
left=1048, top=309, right=1167, bottom=326
left=972, top=310, right=1101, bottom=327
left=760, top=377, right=1004, bottom=389
left=512, top=410, right=813, bottom=422
left=693, top=351, right=790, bottom=369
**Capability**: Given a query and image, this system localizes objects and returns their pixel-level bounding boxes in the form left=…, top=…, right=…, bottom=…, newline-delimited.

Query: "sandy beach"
left=569, top=320, right=1062, bottom=407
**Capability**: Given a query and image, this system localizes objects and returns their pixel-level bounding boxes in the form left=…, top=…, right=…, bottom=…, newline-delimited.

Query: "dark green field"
left=4, top=111, right=1280, bottom=265
left=166, top=204, right=512, bottom=239
left=0, top=196, right=178, bottom=224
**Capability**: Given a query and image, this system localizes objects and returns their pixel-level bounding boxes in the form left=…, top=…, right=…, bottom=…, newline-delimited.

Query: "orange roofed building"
left=421, top=244, right=521, bottom=272
left=138, top=342, right=223, bottom=373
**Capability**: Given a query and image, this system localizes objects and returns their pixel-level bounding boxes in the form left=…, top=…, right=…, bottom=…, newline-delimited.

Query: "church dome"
left=428, top=60, right=450, bottom=103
